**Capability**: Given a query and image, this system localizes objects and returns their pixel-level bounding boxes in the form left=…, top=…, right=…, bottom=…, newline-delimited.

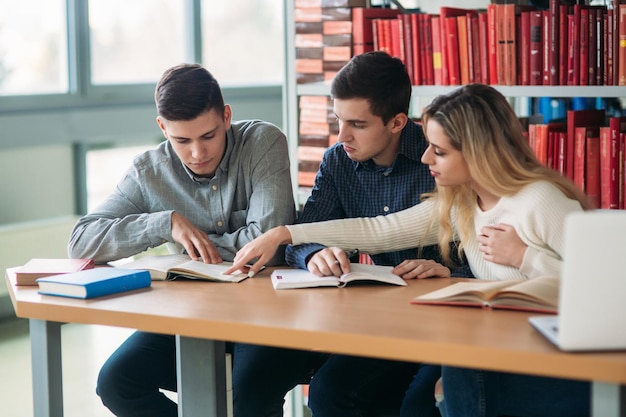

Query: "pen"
left=345, top=249, right=359, bottom=259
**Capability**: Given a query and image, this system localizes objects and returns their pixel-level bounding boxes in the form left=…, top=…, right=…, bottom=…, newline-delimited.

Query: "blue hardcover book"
left=36, top=268, right=151, bottom=299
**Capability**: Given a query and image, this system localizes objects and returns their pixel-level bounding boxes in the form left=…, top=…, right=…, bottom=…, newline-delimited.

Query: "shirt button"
left=383, top=206, right=389, bottom=212
left=217, top=221, right=223, bottom=227
left=212, top=185, right=218, bottom=191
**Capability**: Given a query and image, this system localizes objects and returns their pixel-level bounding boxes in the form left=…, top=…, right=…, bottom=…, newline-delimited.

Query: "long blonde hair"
left=421, top=84, right=591, bottom=264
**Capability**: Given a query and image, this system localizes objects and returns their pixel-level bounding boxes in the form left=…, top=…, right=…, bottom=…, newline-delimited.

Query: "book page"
left=338, top=264, right=407, bottom=287
left=114, top=254, right=192, bottom=280
left=271, top=269, right=341, bottom=289
left=168, top=261, right=249, bottom=283
left=491, top=275, right=559, bottom=310
left=414, top=280, right=516, bottom=304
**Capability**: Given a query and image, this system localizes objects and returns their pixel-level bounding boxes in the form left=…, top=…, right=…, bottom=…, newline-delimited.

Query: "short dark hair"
left=155, top=63, right=225, bottom=121
left=330, top=51, right=411, bottom=124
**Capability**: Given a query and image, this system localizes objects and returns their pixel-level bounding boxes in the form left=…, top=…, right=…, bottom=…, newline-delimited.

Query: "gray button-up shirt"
left=68, top=119, right=295, bottom=264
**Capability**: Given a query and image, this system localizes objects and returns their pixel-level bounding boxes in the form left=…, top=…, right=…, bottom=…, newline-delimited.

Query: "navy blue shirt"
left=285, top=120, right=472, bottom=277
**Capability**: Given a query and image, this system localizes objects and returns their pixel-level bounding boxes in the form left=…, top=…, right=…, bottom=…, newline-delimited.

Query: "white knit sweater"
left=287, top=181, right=583, bottom=280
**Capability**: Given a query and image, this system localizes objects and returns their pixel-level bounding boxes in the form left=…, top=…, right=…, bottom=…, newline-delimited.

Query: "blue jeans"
left=308, top=355, right=441, bottom=417
left=96, top=331, right=328, bottom=417
left=438, top=366, right=591, bottom=417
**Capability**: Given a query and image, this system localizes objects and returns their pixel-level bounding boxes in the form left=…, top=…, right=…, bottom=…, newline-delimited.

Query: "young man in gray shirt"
left=68, top=63, right=296, bottom=417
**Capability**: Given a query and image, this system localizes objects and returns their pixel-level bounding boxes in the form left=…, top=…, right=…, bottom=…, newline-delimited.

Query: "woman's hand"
left=224, top=226, right=293, bottom=276
left=392, top=259, right=451, bottom=279
left=477, top=224, right=527, bottom=268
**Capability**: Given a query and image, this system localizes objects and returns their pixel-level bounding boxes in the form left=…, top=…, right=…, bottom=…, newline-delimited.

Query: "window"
left=201, top=0, right=284, bottom=87
left=89, top=0, right=188, bottom=85
left=0, top=0, right=68, bottom=95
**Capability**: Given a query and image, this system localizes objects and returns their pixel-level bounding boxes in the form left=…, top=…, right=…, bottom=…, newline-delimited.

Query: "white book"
left=271, top=264, right=407, bottom=290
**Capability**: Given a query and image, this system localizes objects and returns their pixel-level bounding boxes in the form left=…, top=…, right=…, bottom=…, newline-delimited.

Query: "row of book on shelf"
left=297, top=100, right=626, bottom=210
left=294, top=0, right=626, bottom=86
left=529, top=108, right=626, bottom=210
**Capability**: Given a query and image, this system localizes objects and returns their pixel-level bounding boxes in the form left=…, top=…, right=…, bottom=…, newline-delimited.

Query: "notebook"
left=529, top=210, right=626, bottom=351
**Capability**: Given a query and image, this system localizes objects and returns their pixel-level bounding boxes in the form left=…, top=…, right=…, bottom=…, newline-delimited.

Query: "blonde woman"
left=227, top=84, right=592, bottom=417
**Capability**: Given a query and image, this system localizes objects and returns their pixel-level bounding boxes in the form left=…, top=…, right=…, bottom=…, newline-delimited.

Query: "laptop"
left=529, top=210, right=626, bottom=351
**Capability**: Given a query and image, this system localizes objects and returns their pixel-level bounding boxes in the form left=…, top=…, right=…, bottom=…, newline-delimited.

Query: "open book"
left=411, top=275, right=559, bottom=313
left=113, top=254, right=249, bottom=283
left=270, top=264, right=408, bottom=290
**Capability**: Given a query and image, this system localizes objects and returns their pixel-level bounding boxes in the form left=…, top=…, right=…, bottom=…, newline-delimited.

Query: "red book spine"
left=568, top=4, right=581, bottom=85
left=400, top=15, right=414, bottom=85
left=586, top=135, right=601, bottom=209
left=566, top=109, right=606, bottom=181
left=457, top=15, right=470, bottom=85
left=520, top=11, right=530, bottom=86
left=600, top=126, right=612, bottom=209
left=390, top=18, right=403, bottom=60
left=558, top=4, right=569, bottom=85
left=410, top=13, right=421, bottom=85
left=530, top=11, right=542, bottom=86
left=467, top=12, right=481, bottom=84
left=607, top=9, right=614, bottom=86
left=608, top=117, right=626, bottom=209
left=503, top=4, right=517, bottom=85
left=596, top=8, right=604, bottom=86
left=548, top=0, right=560, bottom=85
left=579, top=8, right=590, bottom=86
left=574, top=127, right=588, bottom=192
left=619, top=4, right=626, bottom=85
left=420, top=14, right=434, bottom=85
left=431, top=15, right=442, bottom=85
left=542, top=11, right=550, bottom=85
left=587, top=8, right=597, bottom=86
left=445, top=16, right=461, bottom=85
left=488, top=4, right=498, bottom=85
left=478, top=11, right=490, bottom=84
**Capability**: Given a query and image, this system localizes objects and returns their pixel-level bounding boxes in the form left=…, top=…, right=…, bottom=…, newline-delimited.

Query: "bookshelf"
left=282, top=0, right=626, bottom=208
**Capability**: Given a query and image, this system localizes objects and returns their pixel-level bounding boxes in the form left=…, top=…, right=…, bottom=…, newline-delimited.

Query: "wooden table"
left=6, top=269, right=626, bottom=417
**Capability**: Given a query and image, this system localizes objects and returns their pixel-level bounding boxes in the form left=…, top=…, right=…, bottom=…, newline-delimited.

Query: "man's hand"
left=477, top=224, right=527, bottom=268
left=171, top=212, right=222, bottom=263
left=392, top=259, right=450, bottom=279
left=225, top=226, right=292, bottom=276
left=306, top=247, right=353, bottom=277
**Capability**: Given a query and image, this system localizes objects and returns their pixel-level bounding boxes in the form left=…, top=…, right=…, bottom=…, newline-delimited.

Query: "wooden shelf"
left=297, top=83, right=626, bottom=98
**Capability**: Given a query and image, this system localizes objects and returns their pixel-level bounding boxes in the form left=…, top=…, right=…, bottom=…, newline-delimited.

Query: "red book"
left=401, top=14, right=415, bottom=85
left=487, top=4, right=498, bottom=85
left=519, top=11, right=530, bottom=85
left=409, top=13, right=421, bottom=85
left=542, top=11, right=551, bottom=85
left=495, top=4, right=518, bottom=85
left=586, top=134, right=601, bottom=208
left=587, top=7, right=597, bottom=86
left=467, top=11, right=481, bottom=84
left=419, top=14, right=434, bottom=86
left=619, top=4, right=626, bottom=85
left=533, top=124, right=549, bottom=165
left=574, top=126, right=600, bottom=193
left=604, top=9, right=615, bottom=85
left=457, top=15, right=470, bottom=85
left=571, top=5, right=585, bottom=85
left=445, top=16, right=461, bottom=85
left=352, top=7, right=401, bottom=55
left=566, top=109, right=606, bottom=181
left=430, top=15, right=442, bottom=85
left=600, top=117, right=626, bottom=209
left=595, top=8, right=604, bottom=86
left=440, top=7, right=470, bottom=85
left=558, top=4, right=569, bottom=85
left=389, top=18, right=403, bottom=60
left=548, top=0, right=560, bottom=85
left=478, top=11, right=490, bottom=84
left=529, top=11, right=543, bottom=86
left=579, top=8, right=590, bottom=86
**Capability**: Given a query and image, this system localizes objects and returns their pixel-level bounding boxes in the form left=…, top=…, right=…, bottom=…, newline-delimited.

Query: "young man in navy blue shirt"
left=235, top=52, right=472, bottom=417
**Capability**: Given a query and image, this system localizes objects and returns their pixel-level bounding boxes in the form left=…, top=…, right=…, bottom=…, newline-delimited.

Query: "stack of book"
left=297, top=95, right=338, bottom=188
left=294, top=0, right=367, bottom=84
